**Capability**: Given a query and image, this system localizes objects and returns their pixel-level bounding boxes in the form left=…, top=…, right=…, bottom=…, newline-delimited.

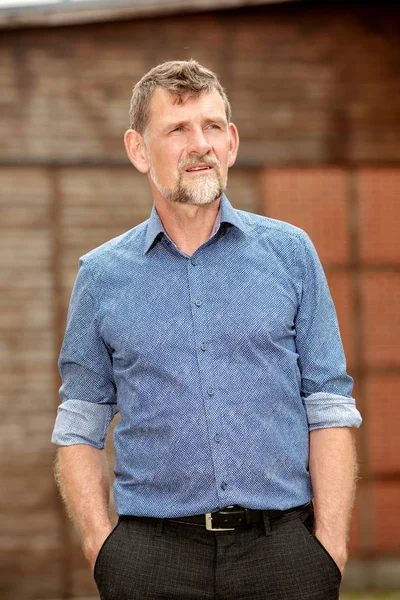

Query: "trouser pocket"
left=93, top=520, right=122, bottom=585
left=300, top=510, right=342, bottom=581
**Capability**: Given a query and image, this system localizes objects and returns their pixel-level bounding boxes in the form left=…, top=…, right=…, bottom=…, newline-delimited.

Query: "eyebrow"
left=161, top=117, right=228, bottom=135
left=203, top=117, right=228, bottom=128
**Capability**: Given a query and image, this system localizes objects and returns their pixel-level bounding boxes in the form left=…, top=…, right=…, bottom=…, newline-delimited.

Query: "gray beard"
left=158, top=173, right=225, bottom=205
left=148, top=154, right=226, bottom=205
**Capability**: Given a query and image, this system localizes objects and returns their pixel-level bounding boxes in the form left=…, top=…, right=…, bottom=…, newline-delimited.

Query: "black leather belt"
left=166, top=503, right=310, bottom=531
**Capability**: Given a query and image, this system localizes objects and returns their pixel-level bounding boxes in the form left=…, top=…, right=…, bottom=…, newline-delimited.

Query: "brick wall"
left=260, top=167, right=400, bottom=560
left=1, top=2, right=399, bottom=598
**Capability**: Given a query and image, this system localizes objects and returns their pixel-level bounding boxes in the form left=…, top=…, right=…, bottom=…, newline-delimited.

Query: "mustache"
left=178, top=154, right=220, bottom=170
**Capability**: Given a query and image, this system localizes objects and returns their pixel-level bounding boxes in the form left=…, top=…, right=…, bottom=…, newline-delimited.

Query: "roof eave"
left=0, top=0, right=304, bottom=30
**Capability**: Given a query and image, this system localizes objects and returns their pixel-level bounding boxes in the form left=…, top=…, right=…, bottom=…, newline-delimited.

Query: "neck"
left=154, top=195, right=221, bottom=256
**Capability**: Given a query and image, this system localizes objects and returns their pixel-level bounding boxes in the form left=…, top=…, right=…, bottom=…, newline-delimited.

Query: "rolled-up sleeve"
left=51, top=259, right=117, bottom=448
left=295, top=232, right=362, bottom=430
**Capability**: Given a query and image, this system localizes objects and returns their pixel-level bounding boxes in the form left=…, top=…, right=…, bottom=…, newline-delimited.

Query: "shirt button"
left=191, top=258, right=198, bottom=266
left=221, top=482, right=228, bottom=491
left=207, top=388, right=214, bottom=397
left=214, top=434, right=221, bottom=443
left=194, top=299, right=202, bottom=307
left=200, top=343, right=207, bottom=351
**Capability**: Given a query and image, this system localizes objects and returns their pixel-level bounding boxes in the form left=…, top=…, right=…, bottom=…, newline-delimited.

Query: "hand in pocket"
left=84, top=525, right=115, bottom=573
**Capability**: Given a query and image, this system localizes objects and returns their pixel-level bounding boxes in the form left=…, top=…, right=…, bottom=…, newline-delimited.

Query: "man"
left=52, top=60, right=362, bottom=600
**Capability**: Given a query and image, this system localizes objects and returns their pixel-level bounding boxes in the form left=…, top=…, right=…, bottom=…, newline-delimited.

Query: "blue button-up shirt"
left=52, top=195, right=361, bottom=517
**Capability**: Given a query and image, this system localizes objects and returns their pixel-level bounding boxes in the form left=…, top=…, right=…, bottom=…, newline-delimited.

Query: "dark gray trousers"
left=94, top=504, right=341, bottom=599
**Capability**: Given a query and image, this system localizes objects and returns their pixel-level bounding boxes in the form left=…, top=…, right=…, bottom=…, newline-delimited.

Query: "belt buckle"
left=205, top=512, right=235, bottom=531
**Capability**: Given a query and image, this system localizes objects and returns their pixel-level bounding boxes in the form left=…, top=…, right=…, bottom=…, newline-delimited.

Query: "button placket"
left=187, top=253, right=226, bottom=502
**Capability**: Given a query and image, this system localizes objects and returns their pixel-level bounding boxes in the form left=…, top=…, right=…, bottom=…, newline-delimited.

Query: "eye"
left=206, top=124, right=221, bottom=130
left=171, top=126, right=184, bottom=133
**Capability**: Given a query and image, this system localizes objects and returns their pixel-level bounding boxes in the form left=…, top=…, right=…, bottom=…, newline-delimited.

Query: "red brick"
left=362, top=272, right=400, bottom=367
left=226, top=169, right=260, bottom=214
left=365, top=375, right=400, bottom=476
left=370, top=481, right=400, bottom=553
left=325, top=271, right=355, bottom=370
left=358, top=169, right=400, bottom=265
left=261, top=168, right=350, bottom=265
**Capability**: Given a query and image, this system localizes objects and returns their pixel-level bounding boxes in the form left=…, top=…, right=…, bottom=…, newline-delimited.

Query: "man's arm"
left=55, top=445, right=114, bottom=571
left=309, top=427, right=358, bottom=574
left=52, top=260, right=118, bottom=568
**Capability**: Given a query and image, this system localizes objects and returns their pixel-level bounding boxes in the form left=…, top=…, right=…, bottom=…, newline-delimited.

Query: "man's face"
left=142, top=88, right=238, bottom=205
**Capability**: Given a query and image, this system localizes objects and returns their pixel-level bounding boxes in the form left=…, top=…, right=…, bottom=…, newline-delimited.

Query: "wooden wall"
left=0, top=2, right=399, bottom=597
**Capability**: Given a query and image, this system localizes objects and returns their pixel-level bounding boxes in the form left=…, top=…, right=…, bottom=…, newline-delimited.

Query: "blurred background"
left=0, top=0, right=399, bottom=598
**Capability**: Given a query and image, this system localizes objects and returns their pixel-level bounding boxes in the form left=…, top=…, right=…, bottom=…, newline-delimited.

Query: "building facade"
left=0, top=1, right=399, bottom=597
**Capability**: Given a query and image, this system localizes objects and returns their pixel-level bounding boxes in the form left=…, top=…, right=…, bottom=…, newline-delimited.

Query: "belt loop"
left=155, top=519, right=164, bottom=537
left=243, top=508, right=251, bottom=528
left=262, top=512, right=272, bottom=537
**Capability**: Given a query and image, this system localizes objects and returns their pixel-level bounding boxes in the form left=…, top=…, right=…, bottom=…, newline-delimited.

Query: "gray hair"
left=129, top=59, right=232, bottom=134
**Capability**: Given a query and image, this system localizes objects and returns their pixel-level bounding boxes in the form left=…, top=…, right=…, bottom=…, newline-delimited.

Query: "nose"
left=186, top=126, right=212, bottom=156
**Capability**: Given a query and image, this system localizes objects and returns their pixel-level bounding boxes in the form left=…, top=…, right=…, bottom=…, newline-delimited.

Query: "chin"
left=184, top=196, right=219, bottom=206
left=182, top=178, right=224, bottom=205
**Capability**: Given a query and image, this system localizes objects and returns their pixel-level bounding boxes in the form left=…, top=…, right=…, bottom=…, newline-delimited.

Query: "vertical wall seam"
left=49, top=166, right=73, bottom=599
left=348, top=167, right=372, bottom=561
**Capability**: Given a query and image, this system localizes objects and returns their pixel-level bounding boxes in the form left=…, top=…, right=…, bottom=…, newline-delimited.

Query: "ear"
left=227, top=123, right=239, bottom=168
left=124, top=129, right=149, bottom=174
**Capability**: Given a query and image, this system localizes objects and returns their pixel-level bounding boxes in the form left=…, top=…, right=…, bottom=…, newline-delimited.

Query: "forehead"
left=147, top=87, right=227, bottom=130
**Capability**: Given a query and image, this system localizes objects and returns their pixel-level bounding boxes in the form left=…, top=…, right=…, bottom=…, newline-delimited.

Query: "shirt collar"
left=143, top=194, right=246, bottom=255
left=143, top=204, right=165, bottom=255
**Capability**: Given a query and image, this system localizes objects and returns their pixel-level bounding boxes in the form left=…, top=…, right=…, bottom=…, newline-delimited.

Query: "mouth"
left=185, top=164, right=214, bottom=173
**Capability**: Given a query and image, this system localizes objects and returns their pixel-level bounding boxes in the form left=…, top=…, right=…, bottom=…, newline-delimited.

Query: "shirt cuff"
left=303, top=392, right=362, bottom=431
left=51, top=399, right=118, bottom=448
